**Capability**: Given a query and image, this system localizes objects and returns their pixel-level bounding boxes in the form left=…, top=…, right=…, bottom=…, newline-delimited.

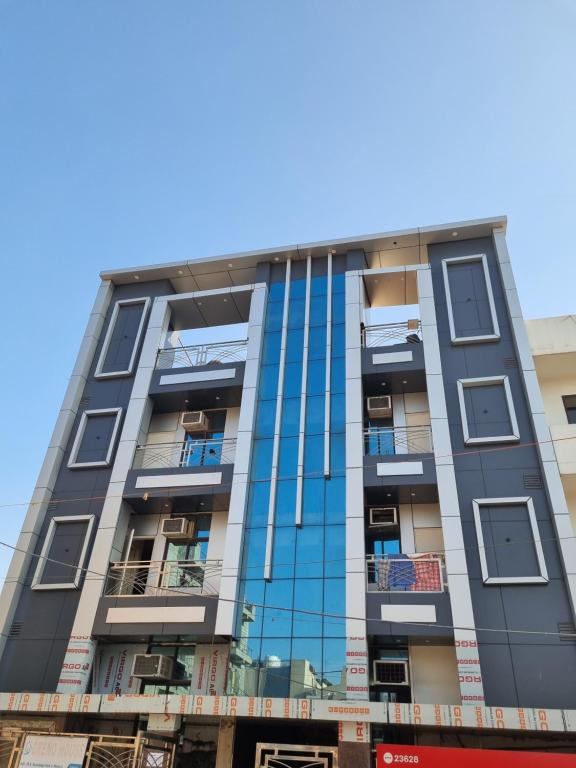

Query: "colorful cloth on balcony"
left=411, top=555, right=442, bottom=592
left=376, top=554, right=441, bottom=592
left=386, top=554, right=416, bottom=590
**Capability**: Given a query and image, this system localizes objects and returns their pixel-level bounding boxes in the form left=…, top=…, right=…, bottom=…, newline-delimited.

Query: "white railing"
left=363, top=321, right=422, bottom=348
left=364, top=426, right=433, bottom=455
left=156, top=340, right=248, bottom=370
left=366, top=553, right=446, bottom=593
left=105, top=559, right=223, bottom=597
left=133, top=438, right=237, bottom=469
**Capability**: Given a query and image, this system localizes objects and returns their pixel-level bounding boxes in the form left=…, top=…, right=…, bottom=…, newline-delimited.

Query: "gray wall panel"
left=428, top=236, right=576, bottom=708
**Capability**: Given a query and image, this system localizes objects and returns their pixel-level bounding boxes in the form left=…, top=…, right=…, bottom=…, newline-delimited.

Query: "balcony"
left=363, top=426, right=436, bottom=486
left=124, top=438, right=236, bottom=500
left=362, top=321, right=422, bottom=348
left=93, top=558, right=221, bottom=637
left=361, top=322, right=425, bottom=385
left=156, top=340, right=248, bottom=370
left=364, top=426, right=432, bottom=456
left=366, top=553, right=446, bottom=593
left=149, top=340, right=247, bottom=402
left=105, top=559, right=222, bottom=597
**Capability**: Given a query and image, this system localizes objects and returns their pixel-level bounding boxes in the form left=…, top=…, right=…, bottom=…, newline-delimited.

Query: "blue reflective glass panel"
left=293, top=580, right=323, bottom=637
left=324, top=525, right=345, bottom=578
left=281, top=397, right=301, bottom=437
left=286, top=328, right=304, bottom=363
left=330, top=357, right=345, bottom=394
left=263, top=581, right=294, bottom=637
left=290, top=277, right=307, bottom=299
left=308, top=325, right=327, bottom=361
left=330, top=433, right=346, bottom=474
left=307, top=359, right=326, bottom=396
left=322, top=637, right=346, bottom=684
left=246, top=481, right=270, bottom=528
left=283, top=361, right=302, bottom=398
left=330, top=393, right=345, bottom=433
left=323, top=582, right=346, bottom=637
left=275, top=479, right=297, bottom=527
left=262, top=332, right=281, bottom=364
left=291, top=638, right=323, bottom=697
left=259, top=639, right=291, bottom=698
left=332, top=273, right=345, bottom=294
left=278, top=436, right=298, bottom=479
left=325, top=477, right=346, bottom=524
left=265, top=301, right=284, bottom=331
left=304, top=435, right=324, bottom=476
left=331, top=294, right=345, bottom=324
left=287, top=298, right=306, bottom=329
left=251, top=438, right=273, bottom=480
left=272, top=526, right=296, bottom=579
left=236, top=581, right=265, bottom=636
left=259, top=365, right=280, bottom=401
left=268, top=281, right=286, bottom=302
left=255, top=400, right=276, bottom=438
left=331, top=323, right=345, bottom=357
left=241, top=528, right=267, bottom=577
left=305, top=395, right=325, bottom=435
left=303, top=478, right=324, bottom=525
left=295, top=525, right=323, bottom=578
left=311, top=275, right=327, bottom=296
left=309, top=294, right=327, bottom=326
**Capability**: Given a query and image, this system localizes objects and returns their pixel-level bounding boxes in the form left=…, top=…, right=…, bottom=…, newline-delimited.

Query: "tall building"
left=0, top=217, right=574, bottom=768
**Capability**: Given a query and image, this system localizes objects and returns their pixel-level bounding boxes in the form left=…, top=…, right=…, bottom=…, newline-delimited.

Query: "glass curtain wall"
left=230, top=257, right=347, bottom=700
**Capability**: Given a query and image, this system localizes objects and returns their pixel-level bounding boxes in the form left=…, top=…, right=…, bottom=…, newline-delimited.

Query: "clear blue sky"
left=0, top=0, right=575, bottom=580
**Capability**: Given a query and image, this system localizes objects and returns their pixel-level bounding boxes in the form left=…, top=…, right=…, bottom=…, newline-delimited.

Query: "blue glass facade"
left=230, top=258, right=347, bottom=699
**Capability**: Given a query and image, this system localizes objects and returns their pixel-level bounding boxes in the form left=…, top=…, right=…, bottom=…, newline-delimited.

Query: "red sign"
left=377, top=744, right=576, bottom=768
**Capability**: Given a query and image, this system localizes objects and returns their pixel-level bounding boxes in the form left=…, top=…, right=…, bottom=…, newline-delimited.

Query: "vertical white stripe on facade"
left=324, top=253, right=333, bottom=477
left=216, top=283, right=268, bottom=635
left=416, top=266, right=485, bottom=705
left=0, top=280, right=113, bottom=662
left=492, top=227, right=576, bottom=619
left=264, top=260, right=292, bottom=581
left=295, top=256, right=312, bottom=526
left=344, top=269, right=370, bottom=701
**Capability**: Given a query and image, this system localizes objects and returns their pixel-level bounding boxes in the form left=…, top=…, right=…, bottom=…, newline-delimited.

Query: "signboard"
left=20, top=734, right=88, bottom=768
left=345, top=636, right=369, bottom=701
left=190, top=645, right=229, bottom=695
left=376, top=744, right=576, bottom=768
left=96, top=644, right=147, bottom=695
left=57, top=636, right=95, bottom=694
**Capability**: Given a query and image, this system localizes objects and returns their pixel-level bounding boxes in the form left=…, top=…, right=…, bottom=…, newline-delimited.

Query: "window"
left=67, top=408, right=123, bottom=468
left=442, top=253, right=500, bottom=344
left=472, top=497, right=548, bottom=585
left=164, top=515, right=211, bottom=590
left=563, top=395, right=576, bottom=425
left=457, top=375, right=520, bottom=444
left=32, top=515, right=95, bottom=590
left=95, top=297, right=151, bottom=378
left=141, top=645, right=196, bottom=694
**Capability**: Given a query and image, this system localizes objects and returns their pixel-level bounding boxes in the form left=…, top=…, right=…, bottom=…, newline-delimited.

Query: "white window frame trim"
left=94, top=297, right=151, bottom=378
left=457, top=375, right=520, bottom=445
left=442, top=253, right=501, bottom=345
left=31, top=514, right=95, bottom=590
left=472, top=496, right=548, bottom=585
left=67, top=407, right=123, bottom=469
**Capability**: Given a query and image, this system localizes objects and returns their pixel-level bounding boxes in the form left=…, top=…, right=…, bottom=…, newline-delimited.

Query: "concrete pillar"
left=339, top=721, right=371, bottom=768
left=215, top=717, right=236, bottom=768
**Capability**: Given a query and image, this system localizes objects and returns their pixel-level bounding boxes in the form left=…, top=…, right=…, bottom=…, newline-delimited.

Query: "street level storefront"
left=377, top=744, right=576, bottom=768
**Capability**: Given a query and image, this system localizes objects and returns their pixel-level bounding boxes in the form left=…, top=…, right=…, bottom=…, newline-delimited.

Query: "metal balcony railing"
left=105, top=559, right=223, bottom=597
left=156, top=340, right=248, bottom=370
left=133, top=438, right=237, bottom=469
left=366, top=553, right=446, bottom=593
left=364, top=426, right=433, bottom=455
left=362, top=321, right=422, bottom=348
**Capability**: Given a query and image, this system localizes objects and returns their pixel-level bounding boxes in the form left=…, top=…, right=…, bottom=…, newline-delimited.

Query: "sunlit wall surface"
left=229, top=257, right=347, bottom=699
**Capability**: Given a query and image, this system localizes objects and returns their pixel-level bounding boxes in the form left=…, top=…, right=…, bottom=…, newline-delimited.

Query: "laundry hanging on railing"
left=376, top=554, right=442, bottom=592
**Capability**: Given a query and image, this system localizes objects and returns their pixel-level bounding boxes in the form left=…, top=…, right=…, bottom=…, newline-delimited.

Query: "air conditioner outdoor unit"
left=373, top=660, right=410, bottom=686
left=369, top=507, right=398, bottom=527
left=367, top=395, right=392, bottom=419
left=161, top=517, right=190, bottom=538
left=181, top=411, right=209, bottom=432
left=132, top=654, right=174, bottom=680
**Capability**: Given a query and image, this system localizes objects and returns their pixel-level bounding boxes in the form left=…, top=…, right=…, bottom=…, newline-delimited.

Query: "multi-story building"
left=0, top=217, right=574, bottom=768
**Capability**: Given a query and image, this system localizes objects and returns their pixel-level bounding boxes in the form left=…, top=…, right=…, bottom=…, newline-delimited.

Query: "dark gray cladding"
left=428, top=236, right=576, bottom=709
left=0, top=280, right=173, bottom=693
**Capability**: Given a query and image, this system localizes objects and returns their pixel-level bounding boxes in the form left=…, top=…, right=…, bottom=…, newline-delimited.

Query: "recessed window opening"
left=32, top=515, right=94, bottom=590
left=563, top=395, right=576, bottom=425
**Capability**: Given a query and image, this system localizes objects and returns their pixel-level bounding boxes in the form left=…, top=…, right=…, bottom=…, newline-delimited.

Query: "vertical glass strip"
left=295, top=256, right=311, bottom=526
left=324, top=252, right=333, bottom=476
left=264, top=259, right=292, bottom=580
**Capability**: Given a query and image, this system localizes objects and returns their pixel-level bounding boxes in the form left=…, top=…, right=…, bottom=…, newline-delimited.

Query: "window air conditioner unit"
left=373, top=660, right=410, bottom=686
left=132, top=654, right=174, bottom=681
left=181, top=411, right=209, bottom=432
left=367, top=396, right=392, bottom=419
left=161, top=517, right=190, bottom=539
left=369, top=507, right=398, bottom=527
